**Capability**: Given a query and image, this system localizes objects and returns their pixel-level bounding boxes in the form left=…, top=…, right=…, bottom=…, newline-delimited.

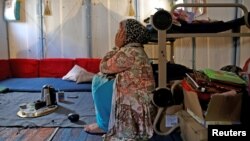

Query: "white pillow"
left=62, top=65, right=95, bottom=83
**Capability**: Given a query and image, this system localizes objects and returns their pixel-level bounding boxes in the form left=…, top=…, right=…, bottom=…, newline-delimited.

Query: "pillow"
left=75, top=58, right=101, bottom=74
left=62, top=65, right=95, bottom=83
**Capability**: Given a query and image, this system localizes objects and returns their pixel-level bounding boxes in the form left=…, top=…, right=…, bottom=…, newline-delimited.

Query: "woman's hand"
left=115, top=27, right=125, bottom=48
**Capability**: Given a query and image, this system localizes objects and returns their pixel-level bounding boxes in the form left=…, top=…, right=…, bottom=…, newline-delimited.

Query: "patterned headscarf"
left=121, top=19, right=151, bottom=45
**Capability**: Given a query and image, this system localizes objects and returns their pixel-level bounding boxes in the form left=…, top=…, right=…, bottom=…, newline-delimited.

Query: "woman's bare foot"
left=83, top=123, right=106, bottom=134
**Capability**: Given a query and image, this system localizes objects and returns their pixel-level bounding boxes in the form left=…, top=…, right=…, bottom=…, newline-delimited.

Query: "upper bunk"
left=146, top=3, right=250, bottom=42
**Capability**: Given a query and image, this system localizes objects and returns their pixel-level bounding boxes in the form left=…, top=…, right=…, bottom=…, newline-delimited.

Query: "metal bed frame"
left=151, top=3, right=250, bottom=136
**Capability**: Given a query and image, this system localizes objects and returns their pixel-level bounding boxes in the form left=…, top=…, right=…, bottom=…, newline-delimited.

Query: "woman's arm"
left=100, top=48, right=134, bottom=74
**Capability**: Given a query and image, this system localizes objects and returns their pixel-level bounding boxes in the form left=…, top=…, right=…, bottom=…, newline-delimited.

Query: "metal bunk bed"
left=151, top=3, right=250, bottom=136
left=147, top=3, right=250, bottom=64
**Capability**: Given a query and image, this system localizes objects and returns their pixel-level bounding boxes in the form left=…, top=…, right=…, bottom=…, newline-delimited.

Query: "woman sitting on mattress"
left=84, top=19, right=156, bottom=141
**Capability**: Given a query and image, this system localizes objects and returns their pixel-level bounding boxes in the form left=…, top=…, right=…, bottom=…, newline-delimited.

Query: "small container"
left=19, top=103, right=27, bottom=115
left=57, top=91, right=65, bottom=102
left=25, top=103, right=36, bottom=116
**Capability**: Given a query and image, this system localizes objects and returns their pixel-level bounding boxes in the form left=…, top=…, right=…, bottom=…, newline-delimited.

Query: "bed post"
left=151, top=10, right=177, bottom=135
left=151, top=9, right=172, bottom=92
left=158, top=30, right=167, bottom=88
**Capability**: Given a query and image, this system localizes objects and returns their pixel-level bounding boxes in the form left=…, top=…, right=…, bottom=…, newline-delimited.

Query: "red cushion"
left=243, top=58, right=250, bottom=90
left=75, top=58, right=101, bottom=73
left=9, top=59, right=39, bottom=78
left=0, top=60, right=12, bottom=80
left=39, top=58, right=75, bottom=77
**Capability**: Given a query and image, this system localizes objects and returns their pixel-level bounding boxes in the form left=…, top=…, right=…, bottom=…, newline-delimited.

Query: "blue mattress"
left=0, top=78, right=92, bottom=92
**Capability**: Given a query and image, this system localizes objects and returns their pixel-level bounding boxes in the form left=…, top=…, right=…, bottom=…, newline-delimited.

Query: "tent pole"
left=40, top=0, right=44, bottom=58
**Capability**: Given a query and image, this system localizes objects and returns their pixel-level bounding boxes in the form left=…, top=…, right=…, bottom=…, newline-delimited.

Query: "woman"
left=85, top=19, right=156, bottom=141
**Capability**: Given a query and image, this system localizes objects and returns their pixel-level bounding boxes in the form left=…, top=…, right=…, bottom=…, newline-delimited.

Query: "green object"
left=15, top=0, right=21, bottom=20
left=0, top=87, right=9, bottom=93
left=203, top=68, right=247, bottom=85
left=4, top=0, right=21, bottom=21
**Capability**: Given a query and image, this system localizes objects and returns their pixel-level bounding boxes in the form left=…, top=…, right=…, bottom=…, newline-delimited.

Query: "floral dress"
left=100, top=43, right=156, bottom=141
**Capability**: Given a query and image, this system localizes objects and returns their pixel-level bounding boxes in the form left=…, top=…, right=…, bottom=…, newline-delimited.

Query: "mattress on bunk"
left=147, top=12, right=250, bottom=41
left=151, top=62, right=193, bottom=87
left=0, top=78, right=92, bottom=92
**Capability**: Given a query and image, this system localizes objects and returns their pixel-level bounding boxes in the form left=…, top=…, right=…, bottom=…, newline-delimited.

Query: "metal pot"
left=41, top=85, right=57, bottom=106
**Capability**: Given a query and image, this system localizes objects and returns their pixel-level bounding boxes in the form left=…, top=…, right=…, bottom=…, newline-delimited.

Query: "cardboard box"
left=178, top=110, right=207, bottom=141
left=182, top=80, right=242, bottom=127
left=158, top=104, right=183, bottom=132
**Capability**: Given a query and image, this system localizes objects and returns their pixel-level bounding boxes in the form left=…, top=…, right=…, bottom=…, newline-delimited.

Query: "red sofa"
left=0, top=58, right=101, bottom=92
left=0, top=58, right=101, bottom=80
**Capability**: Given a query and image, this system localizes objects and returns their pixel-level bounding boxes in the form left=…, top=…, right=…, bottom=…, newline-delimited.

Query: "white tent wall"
left=191, top=0, right=250, bottom=70
left=188, top=0, right=248, bottom=70
left=6, top=0, right=91, bottom=59
left=1, top=0, right=250, bottom=69
left=44, top=0, right=90, bottom=58
left=91, top=1, right=110, bottom=58
left=0, top=1, right=8, bottom=59
left=3, top=0, right=135, bottom=59
left=7, top=0, right=41, bottom=58
left=91, top=0, right=138, bottom=58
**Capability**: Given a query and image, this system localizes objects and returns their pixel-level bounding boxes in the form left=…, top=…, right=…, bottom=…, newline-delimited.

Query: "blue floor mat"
left=0, top=92, right=95, bottom=128
left=0, top=78, right=92, bottom=92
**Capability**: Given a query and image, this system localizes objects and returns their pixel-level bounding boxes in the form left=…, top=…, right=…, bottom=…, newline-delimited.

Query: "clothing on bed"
left=146, top=12, right=250, bottom=42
